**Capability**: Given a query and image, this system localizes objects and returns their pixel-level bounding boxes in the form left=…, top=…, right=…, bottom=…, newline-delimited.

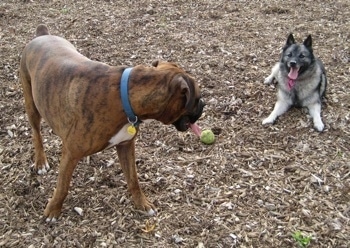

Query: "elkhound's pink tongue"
left=288, top=67, right=299, bottom=80
left=190, top=123, right=201, bottom=137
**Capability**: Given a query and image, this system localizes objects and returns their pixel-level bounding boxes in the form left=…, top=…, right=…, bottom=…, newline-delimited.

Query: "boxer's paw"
left=146, top=206, right=157, bottom=216
left=32, top=160, right=50, bottom=175
left=44, top=194, right=63, bottom=222
left=44, top=206, right=62, bottom=223
left=133, top=193, right=157, bottom=216
left=45, top=216, right=58, bottom=223
left=37, top=162, right=50, bottom=175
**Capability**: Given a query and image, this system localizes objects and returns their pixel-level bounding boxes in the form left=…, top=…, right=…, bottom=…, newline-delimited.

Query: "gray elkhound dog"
left=262, top=34, right=327, bottom=131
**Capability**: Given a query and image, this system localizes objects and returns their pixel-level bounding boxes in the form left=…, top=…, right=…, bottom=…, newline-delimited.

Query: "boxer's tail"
left=36, top=24, right=50, bottom=37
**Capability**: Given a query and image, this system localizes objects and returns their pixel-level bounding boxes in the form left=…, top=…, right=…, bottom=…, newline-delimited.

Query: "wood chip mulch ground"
left=0, top=0, right=349, bottom=247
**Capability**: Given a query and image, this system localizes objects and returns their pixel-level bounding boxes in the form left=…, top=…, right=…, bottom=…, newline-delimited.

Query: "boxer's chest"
left=106, top=124, right=136, bottom=148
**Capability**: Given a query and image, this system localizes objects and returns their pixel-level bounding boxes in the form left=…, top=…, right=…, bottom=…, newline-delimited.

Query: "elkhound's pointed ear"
left=286, top=33, right=295, bottom=46
left=303, top=35, right=312, bottom=48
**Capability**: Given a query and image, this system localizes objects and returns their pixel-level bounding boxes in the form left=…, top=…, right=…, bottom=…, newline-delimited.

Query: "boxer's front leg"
left=44, top=146, right=80, bottom=222
left=116, top=139, right=156, bottom=216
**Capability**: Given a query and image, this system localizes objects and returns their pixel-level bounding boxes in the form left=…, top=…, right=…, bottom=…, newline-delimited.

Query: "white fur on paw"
left=264, top=77, right=273, bottom=84
left=45, top=217, right=57, bottom=223
left=262, top=117, right=274, bottom=125
left=37, top=162, right=50, bottom=175
left=147, top=208, right=157, bottom=216
left=314, top=121, right=324, bottom=132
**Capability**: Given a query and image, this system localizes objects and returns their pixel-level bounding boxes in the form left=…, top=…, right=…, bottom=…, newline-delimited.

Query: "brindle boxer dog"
left=20, top=24, right=204, bottom=222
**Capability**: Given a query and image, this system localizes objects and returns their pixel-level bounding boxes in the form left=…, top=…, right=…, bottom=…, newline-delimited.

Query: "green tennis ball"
left=200, top=130, right=215, bottom=144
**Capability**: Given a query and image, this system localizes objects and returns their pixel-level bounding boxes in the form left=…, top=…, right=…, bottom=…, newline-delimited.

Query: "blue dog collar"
left=120, top=67, right=141, bottom=126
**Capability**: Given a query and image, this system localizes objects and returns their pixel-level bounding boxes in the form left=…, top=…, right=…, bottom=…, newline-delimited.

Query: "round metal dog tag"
left=127, top=125, right=136, bottom=135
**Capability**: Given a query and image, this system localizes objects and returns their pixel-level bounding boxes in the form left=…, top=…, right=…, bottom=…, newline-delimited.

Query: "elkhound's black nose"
left=290, top=61, right=297, bottom=67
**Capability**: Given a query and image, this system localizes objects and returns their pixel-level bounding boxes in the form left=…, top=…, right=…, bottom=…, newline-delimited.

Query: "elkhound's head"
left=280, top=34, right=315, bottom=80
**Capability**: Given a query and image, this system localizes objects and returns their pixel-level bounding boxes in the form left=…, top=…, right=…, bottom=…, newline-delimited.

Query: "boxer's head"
left=151, top=61, right=205, bottom=132
left=171, top=76, right=205, bottom=132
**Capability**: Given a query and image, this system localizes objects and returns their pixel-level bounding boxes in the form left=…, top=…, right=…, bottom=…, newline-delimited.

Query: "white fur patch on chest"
left=106, top=124, right=136, bottom=149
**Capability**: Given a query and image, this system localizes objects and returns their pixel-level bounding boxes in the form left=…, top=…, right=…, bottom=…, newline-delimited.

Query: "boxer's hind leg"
left=44, top=145, right=80, bottom=222
left=21, top=74, right=49, bottom=174
left=116, top=139, right=157, bottom=216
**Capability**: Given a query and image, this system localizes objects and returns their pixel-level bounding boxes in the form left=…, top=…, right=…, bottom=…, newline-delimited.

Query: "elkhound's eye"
left=299, top=54, right=305, bottom=58
left=287, top=53, right=292, bottom=57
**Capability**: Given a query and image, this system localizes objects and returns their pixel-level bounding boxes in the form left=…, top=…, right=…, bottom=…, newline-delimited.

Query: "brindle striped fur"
left=20, top=24, right=203, bottom=221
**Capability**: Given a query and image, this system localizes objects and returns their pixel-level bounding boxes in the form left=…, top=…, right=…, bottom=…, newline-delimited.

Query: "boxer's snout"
left=172, top=99, right=205, bottom=131
left=189, top=99, right=205, bottom=123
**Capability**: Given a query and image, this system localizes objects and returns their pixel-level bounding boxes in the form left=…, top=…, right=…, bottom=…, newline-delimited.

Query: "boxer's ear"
left=180, top=78, right=191, bottom=109
left=173, top=76, right=192, bottom=110
left=151, top=60, right=159, bottom=67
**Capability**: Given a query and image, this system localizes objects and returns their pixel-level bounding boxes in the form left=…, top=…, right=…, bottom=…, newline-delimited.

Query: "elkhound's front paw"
left=264, top=75, right=274, bottom=84
left=313, top=121, right=324, bottom=132
left=262, top=116, right=275, bottom=125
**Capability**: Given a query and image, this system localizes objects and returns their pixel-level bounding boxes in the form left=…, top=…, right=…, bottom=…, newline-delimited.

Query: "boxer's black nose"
left=172, top=99, right=205, bottom=132
left=189, top=99, right=205, bottom=124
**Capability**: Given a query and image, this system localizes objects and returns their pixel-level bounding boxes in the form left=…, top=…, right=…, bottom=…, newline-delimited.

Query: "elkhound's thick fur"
left=263, top=34, right=327, bottom=131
